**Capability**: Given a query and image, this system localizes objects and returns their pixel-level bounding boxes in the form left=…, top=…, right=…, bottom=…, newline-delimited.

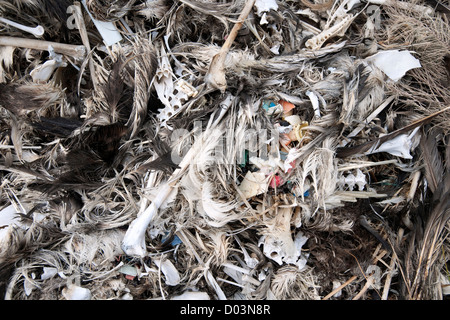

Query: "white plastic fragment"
left=153, top=257, right=181, bottom=286
left=254, top=0, right=278, bottom=25
left=62, top=284, right=92, bottom=300
left=81, top=0, right=123, bottom=46
left=171, top=291, right=210, bottom=300
left=365, top=127, right=421, bottom=159
left=258, top=231, right=308, bottom=270
left=119, top=264, right=138, bottom=277
left=41, top=267, right=58, bottom=280
left=254, top=0, right=278, bottom=16
left=332, top=280, right=342, bottom=298
left=306, top=90, right=321, bottom=118
left=366, top=50, right=421, bottom=82
left=238, top=171, right=270, bottom=199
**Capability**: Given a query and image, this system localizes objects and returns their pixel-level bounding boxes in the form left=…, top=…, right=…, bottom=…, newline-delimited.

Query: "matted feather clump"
left=0, top=0, right=449, bottom=300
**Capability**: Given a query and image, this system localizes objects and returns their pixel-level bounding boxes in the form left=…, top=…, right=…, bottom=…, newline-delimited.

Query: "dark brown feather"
left=32, top=117, right=82, bottom=138
left=103, top=57, right=125, bottom=120
left=337, top=106, right=450, bottom=158
left=419, top=127, right=444, bottom=193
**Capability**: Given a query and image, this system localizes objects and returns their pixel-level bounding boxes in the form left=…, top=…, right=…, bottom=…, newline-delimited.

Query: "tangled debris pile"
left=0, top=0, right=449, bottom=300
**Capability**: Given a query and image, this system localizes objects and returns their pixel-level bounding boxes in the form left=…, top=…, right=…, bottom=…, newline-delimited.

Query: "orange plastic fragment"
left=269, top=175, right=282, bottom=188
left=125, top=274, right=135, bottom=281
left=279, top=100, right=295, bottom=114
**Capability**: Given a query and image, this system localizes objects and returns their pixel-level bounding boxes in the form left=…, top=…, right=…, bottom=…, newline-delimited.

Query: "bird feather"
left=420, top=127, right=444, bottom=193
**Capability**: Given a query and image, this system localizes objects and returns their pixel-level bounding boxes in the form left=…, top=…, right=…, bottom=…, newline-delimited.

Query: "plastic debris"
left=366, top=50, right=422, bottom=82
left=1, top=0, right=449, bottom=302
left=119, top=264, right=138, bottom=280
left=238, top=171, right=269, bottom=199
left=81, top=0, right=123, bottom=46
left=62, top=284, right=92, bottom=300
left=365, top=127, right=421, bottom=159
left=153, top=257, right=181, bottom=286
left=254, top=0, right=279, bottom=24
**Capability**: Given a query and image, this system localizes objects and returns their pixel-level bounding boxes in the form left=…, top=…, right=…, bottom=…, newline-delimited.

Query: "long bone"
left=0, top=36, right=86, bottom=61
left=121, top=94, right=235, bottom=257
left=0, top=17, right=44, bottom=38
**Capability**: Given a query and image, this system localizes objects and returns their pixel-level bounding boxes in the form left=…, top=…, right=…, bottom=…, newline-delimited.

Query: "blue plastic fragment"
left=161, top=233, right=183, bottom=247
left=293, top=190, right=310, bottom=197
left=262, top=100, right=277, bottom=111
left=170, top=235, right=182, bottom=246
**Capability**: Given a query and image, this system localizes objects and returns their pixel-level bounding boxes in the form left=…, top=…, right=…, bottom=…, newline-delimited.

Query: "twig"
left=0, top=36, right=86, bottom=61
left=204, top=0, right=256, bottom=92
left=352, top=273, right=375, bottom=300
left=322, top=275, right=358, bottom=300
left=407, top=171, right=421, bottom=202
left=74, top=1, right=98, bottom=91
left=382, top=228, right=404, bottom=300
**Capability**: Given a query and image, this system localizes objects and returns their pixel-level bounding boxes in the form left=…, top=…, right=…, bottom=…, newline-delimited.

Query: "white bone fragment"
left=0, top=36, right=86, bottom=61
left=30, top=46, right=67, bottom=83
left=121, top=182, right=172, bottom=257
left=254, top=0, right=278, bottom=16
left=306, top=90, right=321, bottom=117
left=62, top=284, right=92, bottom=300
left=338, top=169, right=367, bottom=191
left=305, top=14, right=354, bottom=50
left=258, top=207, right=309, bottom=270
left=205, top=0, right=255, bottom=91
left=153, top=257, right=181, bottom=286
left=0, top=17, right=44, bottom=38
